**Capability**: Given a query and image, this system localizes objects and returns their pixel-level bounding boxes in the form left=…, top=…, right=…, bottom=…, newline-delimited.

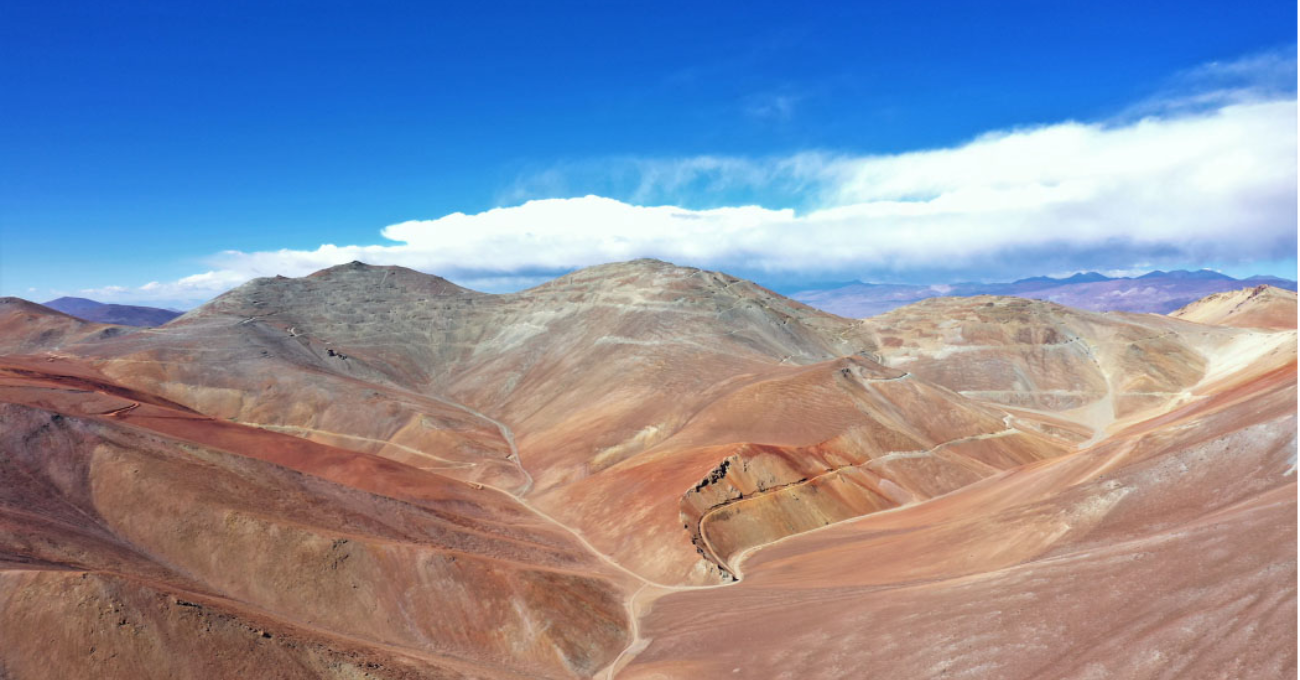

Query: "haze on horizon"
left=1, top=1, right=1296, bottom=308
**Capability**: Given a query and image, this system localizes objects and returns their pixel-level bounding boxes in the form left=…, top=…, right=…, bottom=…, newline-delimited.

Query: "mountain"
left=80, top=259, right=1049, bottom=585
left=1170, top=284, right=1297, bottom=330
left=0, top=355, right=634, bottom=678
left=1138, top=268, right=1234, bottom=280
left=618, top=321, right=1296, bottom=678
left=1054, top=271, right=1112, bottom=284
left=0, top=261, right=1294, bottom=679
left=43, top=296, right=182, bottom=327
left=0, top=296, right=130, bottom=353
left=793, top=270, right=1298, bottom=317
left=859, top=295, right=1216, bottom=418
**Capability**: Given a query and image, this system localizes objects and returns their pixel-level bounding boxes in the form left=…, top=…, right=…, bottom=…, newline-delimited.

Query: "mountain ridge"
left=0, top=259, right=1294, bottom=679
left=793, top=269, right=1297, bottom=317
left=43, top=296, right=182, bottom=327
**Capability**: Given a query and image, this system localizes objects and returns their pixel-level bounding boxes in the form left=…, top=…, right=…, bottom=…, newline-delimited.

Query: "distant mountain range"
left=791, top=270, right=1298, bottom=318
left=42, top=296, right=182, bottom=327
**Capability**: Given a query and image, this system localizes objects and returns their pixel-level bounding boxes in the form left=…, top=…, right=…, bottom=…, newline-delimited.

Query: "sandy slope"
left=618, top=335, right=1297, bottom=679
left=0, top=261, right=1294, bottom=679
left=0, top=357, right=635, bottom=679
left=1171, top=284, right=1297, bottom=330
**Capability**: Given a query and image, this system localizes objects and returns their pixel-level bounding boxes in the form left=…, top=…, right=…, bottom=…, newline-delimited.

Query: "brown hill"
left=0, top=297, right=130, bottom=354
left=63, top=260, right=1084, bottom=585
left=858, top=295, right=1257, bottom=425
left=617, top=326, right=1298, bottom=680
left=0, top=355, right=635, bottom=679
left=1, top=259, right=1294, bottom=679
left=1170, top=284, right=1298, bottom=330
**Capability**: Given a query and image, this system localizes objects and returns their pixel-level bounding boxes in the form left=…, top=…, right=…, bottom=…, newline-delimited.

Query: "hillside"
left=1170, top=284, right=1297, bottom=330
left=0, top=260, right=1293, bottom=678
left=0, top=296, right=129, bottom=354
left=619, top=328, right=1297, bottom=679
left=0, top=355, right=635, bottom=678
left=858, top=295, right=1237, bottom=420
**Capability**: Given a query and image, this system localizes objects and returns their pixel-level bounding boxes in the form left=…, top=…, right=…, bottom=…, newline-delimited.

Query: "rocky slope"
left=60, top=260, right=1087, bottom=585
left=0, top=356, right=635, bottom=679
left=1170, top=284, right=1297, bottom=330
left=0, top=261, right=1294, bottom=679
left=858, top=295, right=1245, bottom=420
left=618, top=319, right=1297, bottom=680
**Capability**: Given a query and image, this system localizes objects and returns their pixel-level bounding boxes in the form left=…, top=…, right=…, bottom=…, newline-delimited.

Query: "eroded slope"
left=1, top=262, right=1294, bottom=680
left=47, top=261, right=1244, bottom=588
left=0, top=357, right=634, bottom=679
left=860, top=295, right=1237, bottom=419
left=618, top=329, right=1297, bottom=680
left=1170, top=284, right=1297, bottom=330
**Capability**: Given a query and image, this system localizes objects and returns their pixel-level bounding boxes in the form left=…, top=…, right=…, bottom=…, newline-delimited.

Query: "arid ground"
left=0, top=259, right=1294, bottom=679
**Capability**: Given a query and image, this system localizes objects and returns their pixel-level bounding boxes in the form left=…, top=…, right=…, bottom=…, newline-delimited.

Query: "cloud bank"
left=88, top=60, right=1297, bottom=304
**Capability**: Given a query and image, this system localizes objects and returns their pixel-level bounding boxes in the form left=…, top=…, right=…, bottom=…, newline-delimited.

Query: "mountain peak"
left=1061, top=271, right=1111, bottom=284
left=527, top=258, right=714, bottom=292
left=310, top=260, right=429, bottom=277
left=1011, top=272, right=1111, bottom=287
left=187, top=261, right=480, bottom=321
left=1139, top=269, right=1233, bottom=281
left=45, top=296, right=102, bottom=307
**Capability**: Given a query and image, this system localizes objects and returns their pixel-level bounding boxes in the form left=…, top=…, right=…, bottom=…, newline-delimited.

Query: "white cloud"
left=81, top=285, right=129, bottom=296
left=498, top=151, right=839, bottom=208
left=90, top=69, right=1297, bottom=305
left=1123, top=45, right=1296, bottom=118
left=1098, top=266, right=1155, bottom=279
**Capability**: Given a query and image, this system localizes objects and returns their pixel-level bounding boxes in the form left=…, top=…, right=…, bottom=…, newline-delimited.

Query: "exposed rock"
left=1, top=261, right=1293, bottom=679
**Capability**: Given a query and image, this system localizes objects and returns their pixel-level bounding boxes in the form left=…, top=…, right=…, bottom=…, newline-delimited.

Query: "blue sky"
left=1, top=0, right=1296, bottom=306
